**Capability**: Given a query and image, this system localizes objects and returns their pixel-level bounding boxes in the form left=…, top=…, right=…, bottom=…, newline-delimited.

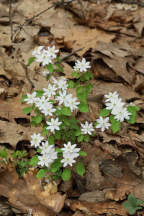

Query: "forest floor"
left=0, top=0, right=144, bottom=215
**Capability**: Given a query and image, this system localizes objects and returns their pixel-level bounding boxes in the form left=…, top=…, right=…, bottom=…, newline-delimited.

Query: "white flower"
left=36, top=50, right=52, bottom=66
left=30, top=133, right=44, bottom=148
left=46, top=118, right=62, bottom=133
left=81, top=121, right=94, bottom=135
left=106, top=98, right=125, bottom=111
left=112, top=106, right=131, bottom=122
left=38, top=154, right=51, bottom=167
left=38, top=142, right=57, bottom=167
left=57, top=78, right=68, bottom=91
left=62, top=141, right=80, bottom=156
left=56, top=90, right=67, bottom=106
left=61, top=153, right=76, bottom=167
left=34, top=96, right=49, bottom=110
left=61, top=142, right=80, bottom=167
left=64, top=95, right=80, bottom=111
left=41, top=102, right=56, bottom=116
left=42, top=70, right=50, bottom=77
left=47, top=45, right=59, bottom=59
left=74, top=58, right=91, bottom=72
left=32, top=46, right=44, bottom=58
left=96, top=117, right=111, bottom=132
left=104, top=91, right=119, bottom=103
left=43, top=84, right=57, bottom=98
left=40, top=141, right=57, bottom=156
left=24, top=92, right=37, bottom=104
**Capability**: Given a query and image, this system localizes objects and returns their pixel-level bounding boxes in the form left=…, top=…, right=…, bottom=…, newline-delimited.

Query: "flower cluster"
left=79, top=92, right=136, bottom=133
left=24, top=76, right=80, bottom=133
left=61, top=142, right=80, bottom=167
left=30, top=133, right=81, bottom=169
left=104, top=91, right=131, bottom=122
left=21, top=46, right=139, bottom=181
left=32, top=45, right=59, bottom=66
left=38, top=141, right=58, bottom=167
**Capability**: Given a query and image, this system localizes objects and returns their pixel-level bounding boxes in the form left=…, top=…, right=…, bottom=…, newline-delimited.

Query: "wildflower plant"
left=0, top=45, right=139, bottom=182
left=122, top=194, right=143, bottom=215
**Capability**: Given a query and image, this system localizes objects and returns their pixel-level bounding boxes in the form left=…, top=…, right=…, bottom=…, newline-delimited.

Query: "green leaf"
left=48, top=135, right=55, bottom=145
left=76, top=84, right=93, bottom=103
left=55, top=108, right=62, bottom=116
left=56, top=56, right=62, bottom=63
left=61, top=168, right=71, bottom=181
left=110, top=115, right=121, bottom=134
left=80, top=71, right=93, bottom=81
left=21, top=94, right=27, bottom=103
left=11, top=150, right=26, bottom=159
left=33, top=115, right=43, bottom=124
left=36, top=90, right=44, bottom=97
left=45, top=63, right=53, bottom=73
left=61, top=106, right=71, bottom=116
left=50, top=159, right=62, bottom=173
left=136, top=198, right=143, bottom=206
left=76, top=86, right=87, bottom=103
left=43, top=125, right=49, bottom=136
left=72, top=71, right=80, bottom=78
left=63, top=117, right=70, bottom=127
left=55, top=148, right=63, bottom=153
left=37, top=148, right=42, bottom=153
left=36, top=169, right=47, bottom=179
left=55, top=63, right=64, bottom=73
left=77, top=135, right=84, bottom=142
left=68, top=80, right=75, bottom=88
left=127, top=106, right=139, bottom=124
left=54, top=131, right=61, bottom=139
left=75, top=128, right=81, bottom=136
left=122, top=194, right=143, bottom=215
left=76, top=162, right=85, bottom=176
left=29, top=155, right=39, bottom=167
left=23, top=106, right=33, bottom=114
left=0, top=148, right=7, bottom=158
left=27, top=57, right=35, bottom=66
left=83, top=134, right=90, bottom=142
left=100, top=108, right=111, bottom=117
left=94, top=122, right=98, bottom=127
left=127, top=105, right=140, bottom=112
left=79, top=151, right=87, bottom=157
left=78, top=102, right=89, bottom=113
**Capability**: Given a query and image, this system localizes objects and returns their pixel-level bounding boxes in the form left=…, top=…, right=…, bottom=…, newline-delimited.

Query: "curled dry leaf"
left=90, top=80, right=139, bottom=101
left=65, top=199, right=127, bottom=215
left=0, top=120, right=41, bottom=148
left=0, top=166, right=65, bottom=216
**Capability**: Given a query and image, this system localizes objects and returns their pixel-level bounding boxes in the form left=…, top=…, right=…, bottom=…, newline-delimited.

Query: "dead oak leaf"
left=65, top=199, right=127, bottom=215
left=0, top=167, right=65, bottom=215
left=0, top=95, right=28, bottom=122
left=0, top=120, right=41, bottom=148
left=90, top=80, right=139, bottom=101
left=93, top=42, right=135, bottom=84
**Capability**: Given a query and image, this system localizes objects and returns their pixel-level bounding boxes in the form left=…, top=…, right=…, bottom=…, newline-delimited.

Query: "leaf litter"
left=0, top=0, right=144, bottom=215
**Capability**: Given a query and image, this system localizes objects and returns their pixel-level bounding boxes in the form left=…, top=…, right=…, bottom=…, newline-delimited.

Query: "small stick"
left=114, top=0, right=144, bottom=7
left=13, top=0, right=76, bottom=41
left=9, top=0, right=13, bottom=41
left=60, top=48, right=83, bottom=62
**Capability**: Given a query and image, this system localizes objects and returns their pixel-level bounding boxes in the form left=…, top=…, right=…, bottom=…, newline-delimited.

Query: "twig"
left=60, top=48, right=83, bottom=62
left=13, top=0, right=76, bottom=41
left=9, top=0, right=13, bottom=41
left=114, top=0, right=144, bottom=7
left=20, top=62, right=35, bottom=91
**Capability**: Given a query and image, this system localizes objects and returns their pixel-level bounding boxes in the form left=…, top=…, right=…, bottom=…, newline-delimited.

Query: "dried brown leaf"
left=0, top=167, right=65, bottom=215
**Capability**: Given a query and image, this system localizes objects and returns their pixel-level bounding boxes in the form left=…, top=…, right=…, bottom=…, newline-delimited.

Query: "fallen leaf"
left=65, top=199, right=127, bottom=215
left=0, top=166, right=65, bottom=215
